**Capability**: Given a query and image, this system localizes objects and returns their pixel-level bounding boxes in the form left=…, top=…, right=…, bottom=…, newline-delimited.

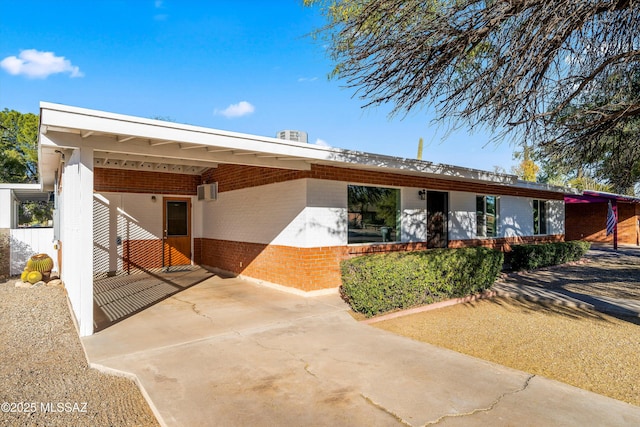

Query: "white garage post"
left=78, top=146, right=94, bottom=336
left=0, top=189, right=12, bottom=229
left=63, top=146, right=94, bottom=336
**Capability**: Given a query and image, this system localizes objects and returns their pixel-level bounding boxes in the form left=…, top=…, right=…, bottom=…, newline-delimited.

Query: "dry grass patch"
left=373, top=297, right=640, bottom=407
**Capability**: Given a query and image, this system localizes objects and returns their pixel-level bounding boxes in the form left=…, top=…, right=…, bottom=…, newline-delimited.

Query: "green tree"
left=1, top=108, right=53, bottom=226
left=0, top=109, right=39, bottom=183
left=540, top=67, right=640, bottom=194
left=511, top=145, right=539, bottom=182
left=306, top=0, right=640, bottom=189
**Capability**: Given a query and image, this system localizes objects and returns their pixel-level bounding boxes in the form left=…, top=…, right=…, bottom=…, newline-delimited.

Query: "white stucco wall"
left=449, top=191, right=476, bottom=240
left=402, top=187, right=428, bottom=242
left=199, top=179, right=566, bottom=248
left=200, top=179, right=348, bottom=247
left=304, top=179, right=348, bottom=246
left=500, top=196, right=534, bottom=237
left=93, top=191, right=194, bottom=275
left=548, top=200, right=565, bottom=235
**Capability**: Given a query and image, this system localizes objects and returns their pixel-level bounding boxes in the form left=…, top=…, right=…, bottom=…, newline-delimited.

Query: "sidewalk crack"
left=171, top=296, right=214, bottom=322
left=249, top=336, right=319, bottom=380
left=424, top=374, right=535, bottom=425
left=360, top=393, right=413, bottom=426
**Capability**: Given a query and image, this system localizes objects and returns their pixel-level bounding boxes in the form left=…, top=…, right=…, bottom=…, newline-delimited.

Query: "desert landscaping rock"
left=46, top=279, right=64, bottom=288
left=0, top=280, right=159, bottom=426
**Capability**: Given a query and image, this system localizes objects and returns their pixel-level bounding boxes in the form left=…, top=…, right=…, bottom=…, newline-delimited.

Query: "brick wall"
left=197, top=236, right=561, bottom=291
left=203, top=164, right=564, bottom=200
left=197, top=238, right=434, bottom=290
left=95, top=168, right=201, bottom=195
left=449, top=234, right=564, bottom=252
left=565, top=202, right=639, bottom=244
left=618, top=203, right=639, bottom=245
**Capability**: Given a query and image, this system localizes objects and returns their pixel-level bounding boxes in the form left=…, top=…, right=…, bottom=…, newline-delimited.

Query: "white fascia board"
left=326, top=149, right=518, bottom=184
left=40, top=102, right=330, bottom=159
left=0, top=183, right=42, bottom=190
left=39, top=102, right=519, bottom=185
left=513, top=179, right=578, bottom=195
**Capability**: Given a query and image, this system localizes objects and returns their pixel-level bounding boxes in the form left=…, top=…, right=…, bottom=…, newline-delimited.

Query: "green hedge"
left=509, top=240, right=591, bottom=271
left=340, top=247, right=504, bottom=317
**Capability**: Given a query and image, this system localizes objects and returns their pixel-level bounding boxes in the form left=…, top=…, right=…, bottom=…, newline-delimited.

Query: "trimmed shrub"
left=340, top=247, right=504, bottom=317
left=510, top=240, right=591, bottom=271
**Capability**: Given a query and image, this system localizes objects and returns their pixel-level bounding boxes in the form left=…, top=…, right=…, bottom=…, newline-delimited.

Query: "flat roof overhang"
left=38, top=102, right=569, bottom=195
left=0, top=183, right=51, bottom=202
left=565, top=190, right=640, bottom=204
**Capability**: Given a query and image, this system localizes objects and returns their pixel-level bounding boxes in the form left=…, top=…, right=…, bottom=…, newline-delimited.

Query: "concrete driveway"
left=82, top=275, right=640, bottom=426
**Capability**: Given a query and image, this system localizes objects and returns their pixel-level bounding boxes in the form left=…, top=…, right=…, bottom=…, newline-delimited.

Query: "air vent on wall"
left=197, top=183, right=218, bottom=201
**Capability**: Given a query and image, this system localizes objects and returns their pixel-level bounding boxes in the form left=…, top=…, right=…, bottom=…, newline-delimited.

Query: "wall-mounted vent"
left=197, top=183, right=218, bottom=201
left=276, top=130, right=308, bottom=143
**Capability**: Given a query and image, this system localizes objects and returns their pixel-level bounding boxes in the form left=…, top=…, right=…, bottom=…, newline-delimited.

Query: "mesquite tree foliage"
left=309, top=0, right=640, bottom=190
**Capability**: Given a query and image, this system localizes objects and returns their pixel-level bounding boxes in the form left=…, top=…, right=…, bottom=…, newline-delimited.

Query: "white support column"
left=0, top=189, right=12, bottom=229
left=78, top=146, right=94, bottom=336
left=61, top=147, right=94, bottom=336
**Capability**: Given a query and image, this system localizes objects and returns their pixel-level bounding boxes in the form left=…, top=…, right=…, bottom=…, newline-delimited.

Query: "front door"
left=427, top=191, right=448, bottom=249
left=163, top=197, right=191, bottom=268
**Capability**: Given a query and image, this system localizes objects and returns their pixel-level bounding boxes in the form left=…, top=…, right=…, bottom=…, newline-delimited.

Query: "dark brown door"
left=427, top=191, right=448, bottom=249
left=163, top=197, right=191, bottom=268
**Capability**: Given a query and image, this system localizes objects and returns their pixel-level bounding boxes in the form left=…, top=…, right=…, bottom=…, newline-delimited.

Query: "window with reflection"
left=476, top=195, right=499, bottom=238
left=348, top=185, right=401, bottom=244
left=533, top=199, right=548, bottom=235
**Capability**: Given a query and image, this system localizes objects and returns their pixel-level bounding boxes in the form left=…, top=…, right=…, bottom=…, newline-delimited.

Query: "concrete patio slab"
left=82, top=274, right=640, bottom=427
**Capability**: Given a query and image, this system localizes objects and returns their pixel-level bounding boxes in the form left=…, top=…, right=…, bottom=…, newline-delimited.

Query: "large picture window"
left=476, top=195, right=498, bottom=238
left=348, top=185, right=401, bottom=244
left=533, top=200, right=548, bottom=235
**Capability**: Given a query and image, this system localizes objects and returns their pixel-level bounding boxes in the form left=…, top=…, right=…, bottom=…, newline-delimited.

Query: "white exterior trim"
left=60, top=147, right=94, bottom=336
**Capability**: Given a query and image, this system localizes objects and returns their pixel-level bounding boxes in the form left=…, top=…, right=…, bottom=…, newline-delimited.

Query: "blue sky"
left=0, top=0, right=518, bottom=172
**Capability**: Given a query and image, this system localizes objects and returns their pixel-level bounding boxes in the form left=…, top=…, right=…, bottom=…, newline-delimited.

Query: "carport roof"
left=38, top=102, right=569, bottom=195
left=0, top=183, right=51, bottom=202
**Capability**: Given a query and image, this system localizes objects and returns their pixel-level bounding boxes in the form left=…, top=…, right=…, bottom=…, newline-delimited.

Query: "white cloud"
left=298, top=77, right=318, bottom=83
left=0, top=49, right=83, bottom=79
left=314, top=138, right=330, bottom=147
left=214, top=101, right=255, bottom=118
left=153, top=1, right=168, bottom=20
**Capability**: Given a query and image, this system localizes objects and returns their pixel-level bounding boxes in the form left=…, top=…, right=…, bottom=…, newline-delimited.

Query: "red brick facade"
left=95, top=168, right=201, bottom=195
left=196, top=238, right=434, bottom=291
left=565, top=202, right=639, bottom=245
left=97, top=165, right=567, bottom=291
left=203, top=164, right=565, bottom=200
left=449, top=235, right=564, bottom=252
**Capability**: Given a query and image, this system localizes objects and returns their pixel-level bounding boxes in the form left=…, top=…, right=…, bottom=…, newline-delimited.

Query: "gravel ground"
left=374, top=247, right=640, bottom=407
left=0, top=281, right=159, bottom=427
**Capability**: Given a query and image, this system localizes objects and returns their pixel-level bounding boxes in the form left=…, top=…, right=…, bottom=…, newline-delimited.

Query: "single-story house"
left=36, top=102, right=571, bottom=336
left=565, top=190, right=640, bottom=248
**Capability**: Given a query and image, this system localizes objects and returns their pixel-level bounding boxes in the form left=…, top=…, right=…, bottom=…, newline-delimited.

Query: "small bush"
left=340, top=247, right=504, bottom=317
left=510, top=240, right=591, bottom=271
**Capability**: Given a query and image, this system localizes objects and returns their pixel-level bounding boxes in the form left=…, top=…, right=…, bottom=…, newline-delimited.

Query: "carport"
left=37, top=102, right=322, bottom=336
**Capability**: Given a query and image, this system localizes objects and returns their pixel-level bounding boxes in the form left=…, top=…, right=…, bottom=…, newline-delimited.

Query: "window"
left=533, top=200, right=548, bottom=235
left=476, top=195, right=499, bottom=238
left=348, top=185, right=401, bottom=244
